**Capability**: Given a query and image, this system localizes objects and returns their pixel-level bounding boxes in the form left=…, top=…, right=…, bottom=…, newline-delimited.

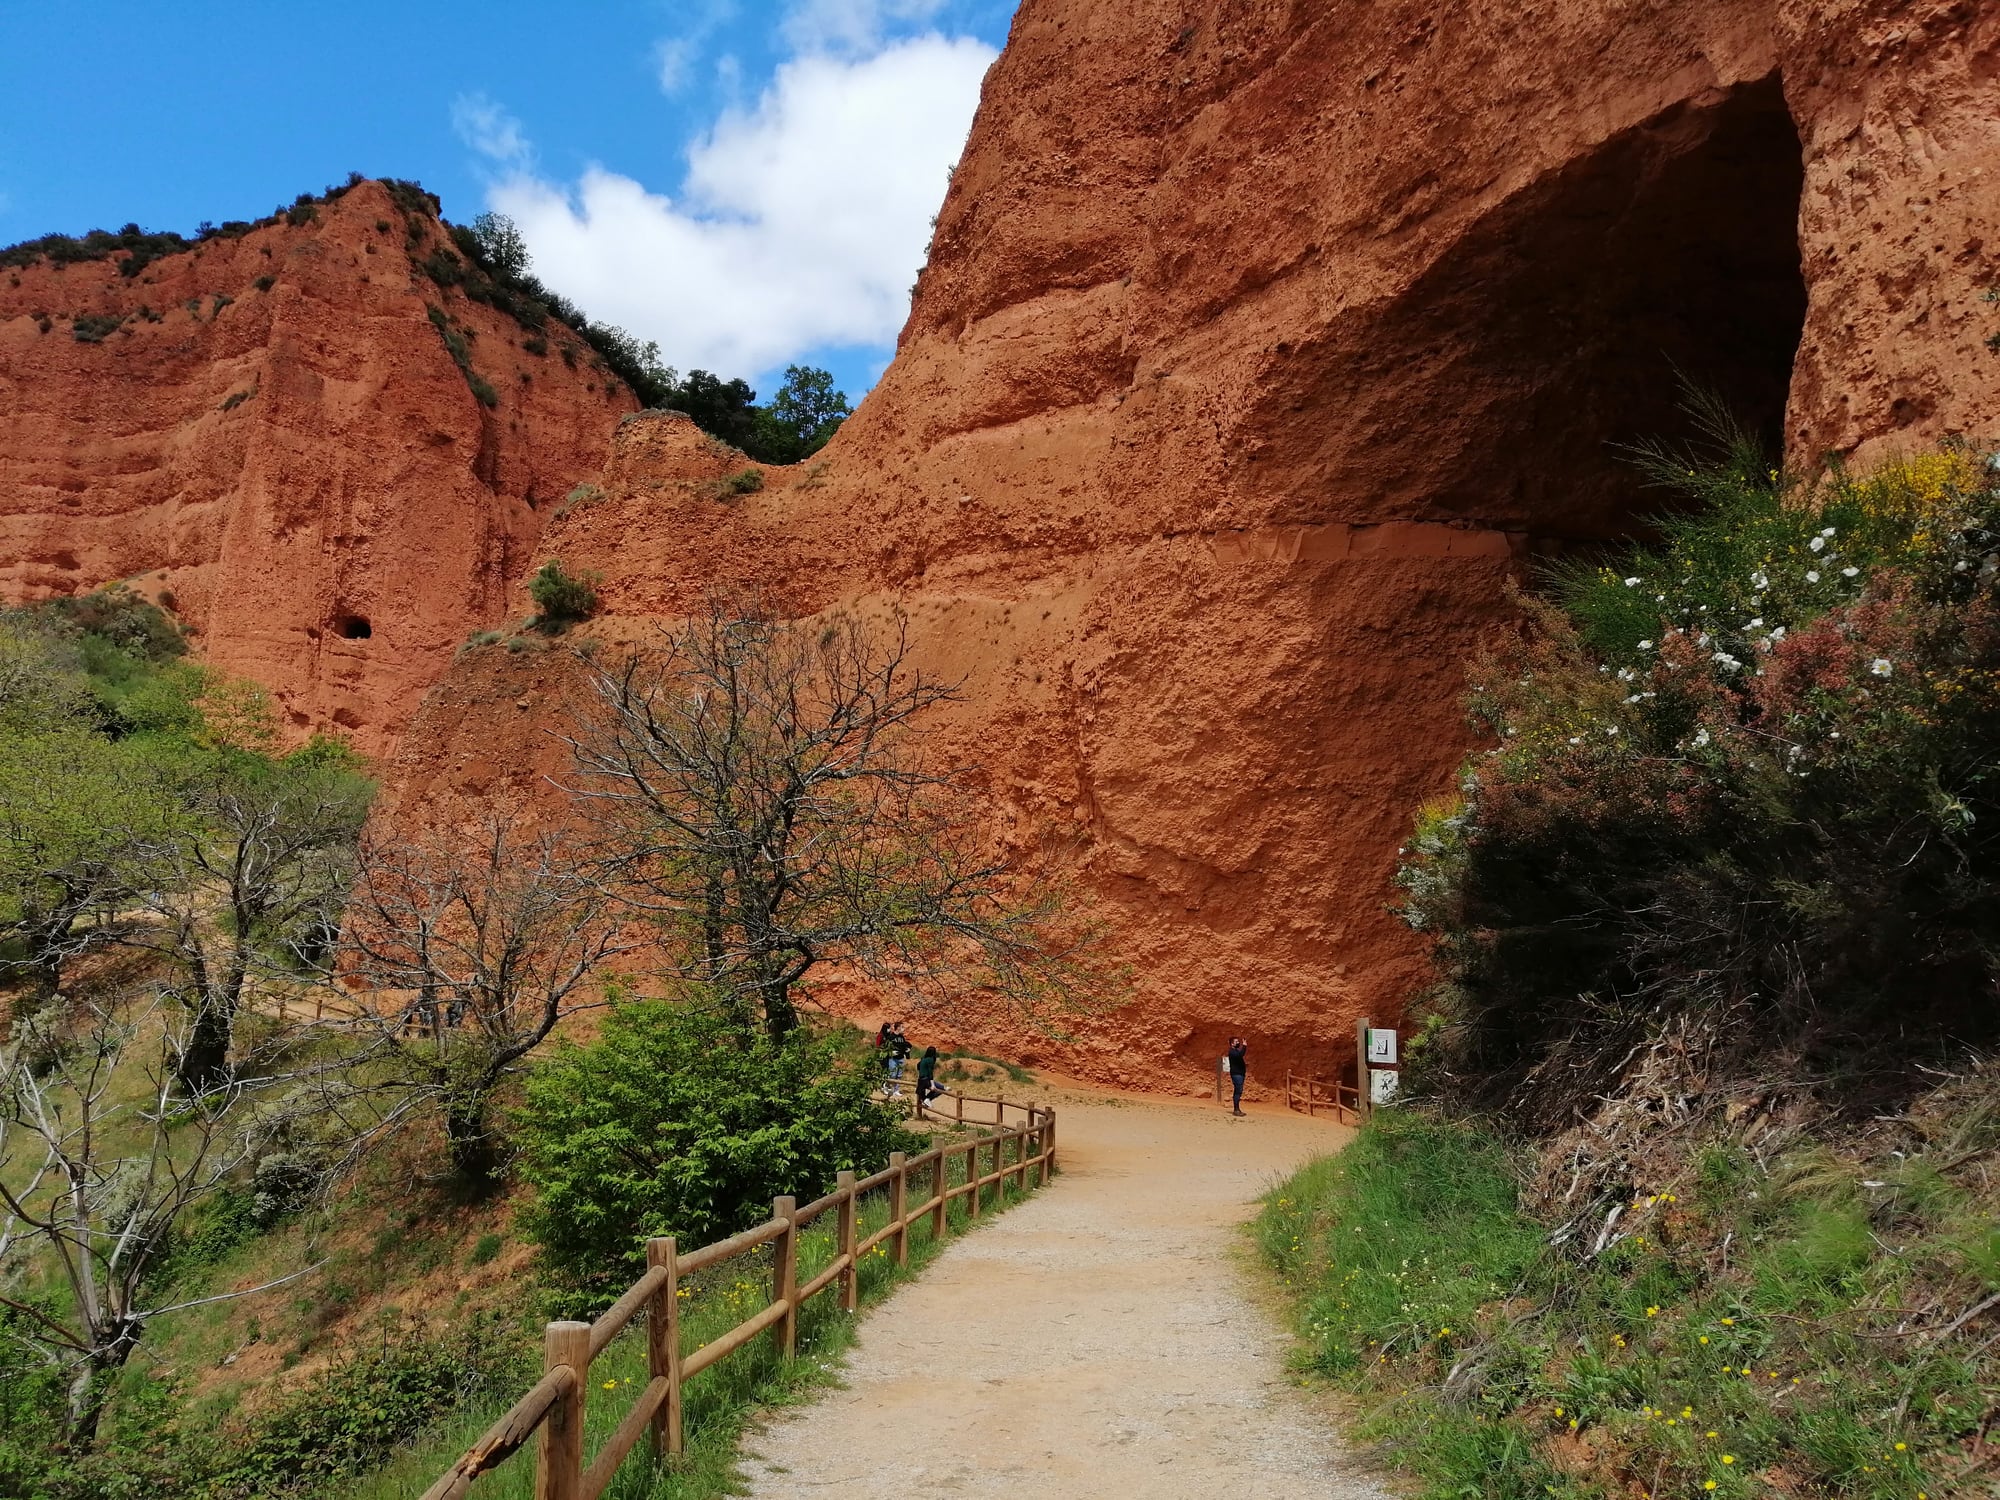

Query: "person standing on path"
left=1227, top=1036, right=1248, bottom=1116
left=885, top=1022, right=913, bottom=1098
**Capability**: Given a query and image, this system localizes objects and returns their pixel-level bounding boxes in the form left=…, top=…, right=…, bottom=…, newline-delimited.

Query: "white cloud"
left=782, top=0, right=947, bottom=56
left=489, top=32, right=993, bottom=384
left=451, top=93, right=531, bottom=168
left=653, top=0, right=737, bottom=96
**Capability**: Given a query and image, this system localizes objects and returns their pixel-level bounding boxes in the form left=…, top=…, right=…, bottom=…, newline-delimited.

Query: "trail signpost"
left=1356, top=1017, right=1400, bottom=1118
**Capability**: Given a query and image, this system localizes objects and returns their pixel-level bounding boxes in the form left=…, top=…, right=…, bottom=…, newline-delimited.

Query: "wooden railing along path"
left=1284, top=1069, right=1363, bottom=1124
left=421, top=1092, right=1056, bottom=1500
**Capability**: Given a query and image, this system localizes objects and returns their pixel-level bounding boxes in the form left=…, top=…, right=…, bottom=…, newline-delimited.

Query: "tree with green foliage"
left=515, top=999, right=908, bottom=1300
left=468, top=211, right=531, bottom=283
left=0, top=729, right=172, bottom=1016
left=666, top=368, right=760, bottom=450
left=751, top=364, right=852, bottom=464
left=565, top=597, right=1109, bottom=1042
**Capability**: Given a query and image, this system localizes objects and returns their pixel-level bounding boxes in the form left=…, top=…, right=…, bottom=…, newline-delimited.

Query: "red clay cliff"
left=0, top=179, right=632, bottom=755
left=13, top=2, right=2000, bottom=1091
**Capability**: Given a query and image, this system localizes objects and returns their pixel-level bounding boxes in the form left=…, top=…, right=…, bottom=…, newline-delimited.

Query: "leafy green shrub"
left=1, top=223, right=191, bottom=273
left=526, top=560, right=598, bottom=629
left=252, top=274, right=275, bottom=292
left=469, top=1232, right=504, bottom=1267
left=516, top=1001, right=910, bottom=1301
left=220, top=387, right=254, bottom=412
left=1398, top=436, right=2000, bottom=1122
left=71, top=313, right=124, bottom=343
left=426, top=305, right=498, bottom=407
left=724, top=466, right=764, bottom=495
left=419, top=247, right=463, bottom=287
left=207, top=1318, right=527, bottom=1498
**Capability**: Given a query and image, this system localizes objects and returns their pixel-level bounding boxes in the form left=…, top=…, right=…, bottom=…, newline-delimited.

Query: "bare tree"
left=340, top=817, right=632, bottom=1185
left=564, top=600, right=1108, bottom=1042
left=0, top=993, right=324, bottom=1447
left=136, top=753, right=372, bottom=1093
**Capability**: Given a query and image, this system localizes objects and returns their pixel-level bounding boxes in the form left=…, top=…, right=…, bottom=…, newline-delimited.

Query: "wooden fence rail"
left=420, top=1093, right=1056, bottom=1500
left=1285, top=1069, right=1363, bottom=1125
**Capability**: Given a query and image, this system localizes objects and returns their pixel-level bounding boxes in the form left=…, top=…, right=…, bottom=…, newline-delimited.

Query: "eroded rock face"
left=0, top=181, right=633, bottom=754
left=26, top=2, right=2000, bottom=1092
left=396, top=0, right=1999, bottom=1093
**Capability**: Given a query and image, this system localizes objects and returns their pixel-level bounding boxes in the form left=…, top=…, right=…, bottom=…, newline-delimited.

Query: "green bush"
left=1397, top=437, right=2000, bottom=1122
left=525, top=560, right=598, bottom=630
left=724, top=466, right=764, bottom=495
left=71, top=313, right=124, bottom=343
left=206, top=1318, right=527, bottom=1498
left=516, top=1001, right=910, bottom=1302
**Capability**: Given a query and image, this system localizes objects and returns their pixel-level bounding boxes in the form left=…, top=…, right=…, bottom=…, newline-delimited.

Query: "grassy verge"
left=354, top=1129, right=1044, bottom=1500
left=1257, top=1097, right=2000, bottom=1500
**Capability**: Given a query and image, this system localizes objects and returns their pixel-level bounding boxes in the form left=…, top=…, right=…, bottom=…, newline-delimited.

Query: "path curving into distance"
left=739, top=1091, right=1393, bottom=1500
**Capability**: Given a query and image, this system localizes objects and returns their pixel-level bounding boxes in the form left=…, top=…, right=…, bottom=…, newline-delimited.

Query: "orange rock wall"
left=18, top=2, right=2000, bottom=1094
left=393, top=0, right=1999, bottom=1094
left=0, top=181, right=632, bottom=754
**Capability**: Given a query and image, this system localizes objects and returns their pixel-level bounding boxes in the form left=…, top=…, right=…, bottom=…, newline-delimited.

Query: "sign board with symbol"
left=1366, top=1027, right=1398, bottom=1066
left=1370, top=1068, right=1400, bottom=1106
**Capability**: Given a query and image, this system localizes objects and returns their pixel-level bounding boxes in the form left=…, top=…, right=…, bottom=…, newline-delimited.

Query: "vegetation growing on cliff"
left=1262, top=436, right=2000, bottom=1499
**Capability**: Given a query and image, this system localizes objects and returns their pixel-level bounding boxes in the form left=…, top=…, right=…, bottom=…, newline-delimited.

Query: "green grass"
left=943, top=1051, right=1036, bottom=1086
left=350, top=1128, right=1044, bottom=1499
left=1258, top=1105, right=1998, bottom=1500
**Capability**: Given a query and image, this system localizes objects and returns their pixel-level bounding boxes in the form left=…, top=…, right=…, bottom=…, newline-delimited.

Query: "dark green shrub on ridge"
left=526, top=559, right=597, bottom=629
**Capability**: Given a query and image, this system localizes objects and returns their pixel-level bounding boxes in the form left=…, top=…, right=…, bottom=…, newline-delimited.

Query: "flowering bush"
left=1400, top=441, right=2000, bottom=1122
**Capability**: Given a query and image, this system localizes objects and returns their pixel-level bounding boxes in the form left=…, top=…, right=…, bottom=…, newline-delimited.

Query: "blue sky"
left=0, top=0, right=1017, bottom=400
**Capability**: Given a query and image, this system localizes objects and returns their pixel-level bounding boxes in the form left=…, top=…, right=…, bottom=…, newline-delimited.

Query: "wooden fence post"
left=1045, top=1110, right=1056, bottom=1179
left=1356, top=1016, right=1372, bottom=1123
left=836, top=1171, right=859, bottom=1313
left=771, top=1196, right=798, bottom=1357
left=889, top=1151, right=909, bottom=1267
left=996, top=1091, right=1005, bottom=1128
left=966, top=1140, right=981, bottom=1218
left=954, top=1091, right=964, bottom=1124
left=535, top=1321, right=590, bottom=1500
left=646, top=1238, right=682, bottom=1458
left=932, top=1150, right=949, bottom=1241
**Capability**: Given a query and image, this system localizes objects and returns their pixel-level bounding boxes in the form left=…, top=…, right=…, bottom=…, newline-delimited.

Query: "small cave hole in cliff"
left=335, top=614, right=372, bottom=640
left=1270, top=75, right=1807, bottom=541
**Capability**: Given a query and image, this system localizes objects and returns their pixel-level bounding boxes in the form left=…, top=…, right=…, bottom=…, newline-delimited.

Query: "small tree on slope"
left=563, top=597, right=1109, bottom=1042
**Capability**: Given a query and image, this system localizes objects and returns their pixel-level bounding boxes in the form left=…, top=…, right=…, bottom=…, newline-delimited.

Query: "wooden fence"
left=1285, top=1069, right=1363, bottom=1125
left=420, top=1093, right=1055, bottom=1500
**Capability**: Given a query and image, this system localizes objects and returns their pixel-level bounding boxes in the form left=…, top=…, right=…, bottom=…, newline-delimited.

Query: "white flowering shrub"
left=1396, top=436, right=2000, bottom=1125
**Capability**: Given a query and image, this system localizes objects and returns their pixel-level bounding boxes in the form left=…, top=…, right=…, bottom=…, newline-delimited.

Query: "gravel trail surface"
left=739, top=1092, right=1392, bottom=1499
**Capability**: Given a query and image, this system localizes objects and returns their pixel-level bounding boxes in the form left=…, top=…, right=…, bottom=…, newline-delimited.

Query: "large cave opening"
left=1264, top=75, right=1808, bottom=539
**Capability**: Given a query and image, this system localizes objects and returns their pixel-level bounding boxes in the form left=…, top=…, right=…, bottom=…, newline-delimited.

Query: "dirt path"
left=739, top=1092, right=1392, bottom=1499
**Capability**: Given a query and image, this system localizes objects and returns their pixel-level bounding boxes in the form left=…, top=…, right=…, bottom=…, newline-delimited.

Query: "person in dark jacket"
left=1226, top=1036, right=1248, bottom=1116
left=916, top=1045, right=943, bottom=1110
